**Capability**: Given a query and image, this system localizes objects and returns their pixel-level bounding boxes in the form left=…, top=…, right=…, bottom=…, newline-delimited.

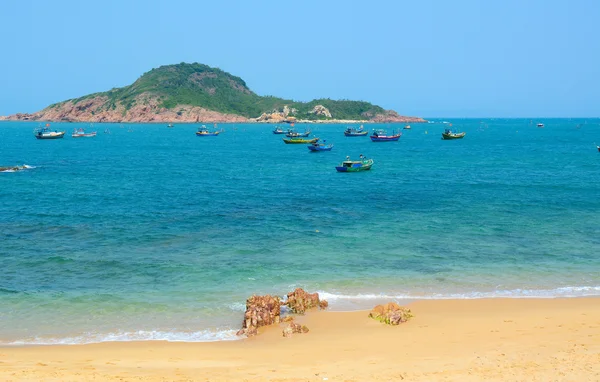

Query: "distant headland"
left=0, top=63, right=426, bottom=124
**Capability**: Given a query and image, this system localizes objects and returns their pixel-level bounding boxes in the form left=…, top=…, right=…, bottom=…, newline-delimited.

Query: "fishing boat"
left=72, top=127, right=97, bottom=138
left=344, top=125, right=368, bottom=136
left=597, top=146, right=600, bottom=152
left=167, top=123, right=174, bottom=128
left=335, top=155, right=374, bottom=172
left=370, top=129, right=401, bottom=142
left=441, top=129, right=466, bottom=140
left=196, top=125, right=220, bottom=136
left=307, top=139, right=333, bottom=152
left=283, top=137, right=319, bottom=144
left=403, top=125, right=411, bottom=130
left=285, top=129, right=311, bottom=138
left=272, top=126, right=288, bottom=134
left=33, top=125, right=65, bottom=139
left=537, top=123, right=544, bottom=128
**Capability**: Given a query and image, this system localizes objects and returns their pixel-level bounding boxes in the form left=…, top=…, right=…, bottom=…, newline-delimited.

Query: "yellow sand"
left=2, top=298, right=599, bottom=381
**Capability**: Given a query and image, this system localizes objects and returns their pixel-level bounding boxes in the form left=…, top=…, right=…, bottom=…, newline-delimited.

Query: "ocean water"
left=1, top=119, right=599, bottom=345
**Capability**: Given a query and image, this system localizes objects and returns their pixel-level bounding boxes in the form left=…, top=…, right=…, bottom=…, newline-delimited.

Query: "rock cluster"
left=366, top=110, right=426, bottom=123
left=369, top=302, right=413, bottom=325
left=282, top=321, right=310, bottom=338
left=0, top=166, right=24, bottom=172
left=235, top=288, right=328, bottom=337
left=308, top=105, right=332, bottom=118
left=236, top=294, right=281, bottom=337
left=284, top=288, right=328, bottom=314
left=254, top=106, right=298, bottom=123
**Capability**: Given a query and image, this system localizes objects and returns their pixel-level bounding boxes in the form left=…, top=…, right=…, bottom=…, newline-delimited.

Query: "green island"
left=1, top=63, right=425, bottom=123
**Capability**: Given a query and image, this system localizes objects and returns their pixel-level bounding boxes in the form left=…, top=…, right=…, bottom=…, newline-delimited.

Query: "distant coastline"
left=0, top=116, right=427, bottom=124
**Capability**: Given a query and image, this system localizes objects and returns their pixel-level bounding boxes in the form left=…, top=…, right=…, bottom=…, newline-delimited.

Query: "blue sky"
left=0, top=0, right=597, bottom=117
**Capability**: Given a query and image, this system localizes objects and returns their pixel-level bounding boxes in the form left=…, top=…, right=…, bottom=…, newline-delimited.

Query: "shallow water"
left=1, top=119, right=599, bottom=344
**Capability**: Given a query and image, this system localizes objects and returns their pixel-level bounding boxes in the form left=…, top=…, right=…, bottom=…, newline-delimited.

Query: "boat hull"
left=441, top=132, right=466, bottom=140
left=35, top=132, right=65, bottom=139
left=335, top=159, right=374, bottom=172
left=286, top=132, right=311, bottom=137
left=344, top=131, right=368, bottom=136
left=370, top=135, right=400, bottom=142
left=308, top=144, right=333, bottom=151
left=196, top=132, right=220, bottom=136
left=72, top=133, right=97, bottom=138
left=283, top=138, right=318, bottom=144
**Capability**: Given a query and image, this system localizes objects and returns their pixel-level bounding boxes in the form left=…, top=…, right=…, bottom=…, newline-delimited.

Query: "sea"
left=1, top=119, right=599, bottom=345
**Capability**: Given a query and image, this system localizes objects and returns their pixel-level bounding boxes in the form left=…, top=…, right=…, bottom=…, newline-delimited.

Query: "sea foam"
left=2, top=329, right=240, bottom=346
left=317, top=285, right=600, bottom=302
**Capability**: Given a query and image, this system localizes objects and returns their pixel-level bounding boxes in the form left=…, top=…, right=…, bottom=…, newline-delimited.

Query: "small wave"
left=46, top=255, right=75, bottom=263
left=0, top=287, right=20, bottom=294
left=317, top=285, right=600, bottom=301
left=227, top=302, right=246, bottom=311
left=3, top=329, right=240, bottom=346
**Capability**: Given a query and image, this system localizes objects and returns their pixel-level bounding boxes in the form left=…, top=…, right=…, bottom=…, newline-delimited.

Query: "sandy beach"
left=2, top=298, right=599, bottom=381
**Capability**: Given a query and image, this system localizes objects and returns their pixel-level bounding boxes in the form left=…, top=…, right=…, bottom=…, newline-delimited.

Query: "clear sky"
left=0, top=0, right=597, bottom=117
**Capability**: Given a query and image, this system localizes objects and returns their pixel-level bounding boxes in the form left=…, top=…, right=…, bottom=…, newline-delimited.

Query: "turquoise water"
left=1, top=119, right=599, bottom=344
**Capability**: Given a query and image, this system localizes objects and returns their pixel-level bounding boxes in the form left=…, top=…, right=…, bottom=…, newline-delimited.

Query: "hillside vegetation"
left=53, top=63, right=389, bottom=121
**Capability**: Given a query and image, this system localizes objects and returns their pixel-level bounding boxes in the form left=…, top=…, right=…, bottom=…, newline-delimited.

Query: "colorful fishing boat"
left=441, top=129, right=466, bottom=140
left=370, top=129, right=401, bottom=142
left=72, top=127, right=97, bottom=138
left=196, top=125, right=220, bottom=136
left=272, top=126, right=287, bottom=134
left=33, top=125, right=65, bottom=139
left=344, top=125, right=368, bottom=136
left=307, top=139, right=333, bottom=152
left=335, top=155, right=374, bottom=172
left=283, top=137, right=319, bottom=144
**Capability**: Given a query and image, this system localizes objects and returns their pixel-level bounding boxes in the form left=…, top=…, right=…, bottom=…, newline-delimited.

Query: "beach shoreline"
left=3, top=297, right=599, bottom=381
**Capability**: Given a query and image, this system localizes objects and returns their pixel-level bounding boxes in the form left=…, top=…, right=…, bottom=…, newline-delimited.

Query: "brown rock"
left=369, top=303, right=413, bottom=325
left=237, top=294, right=281, bottom=337
left=282, top=322, right=310, bottom=337
left=285, top=288, right=328, bottom=314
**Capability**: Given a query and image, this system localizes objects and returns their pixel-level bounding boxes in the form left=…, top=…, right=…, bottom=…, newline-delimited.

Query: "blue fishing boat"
left=272, top=126, right=287, bottom=134
left=370, top=129, right=401, bottom=142
left=307, top=139, right=333, bottom=152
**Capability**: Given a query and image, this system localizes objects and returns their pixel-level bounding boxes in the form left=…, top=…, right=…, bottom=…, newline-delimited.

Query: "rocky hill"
left=1, top=63, right=426, bottom=123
